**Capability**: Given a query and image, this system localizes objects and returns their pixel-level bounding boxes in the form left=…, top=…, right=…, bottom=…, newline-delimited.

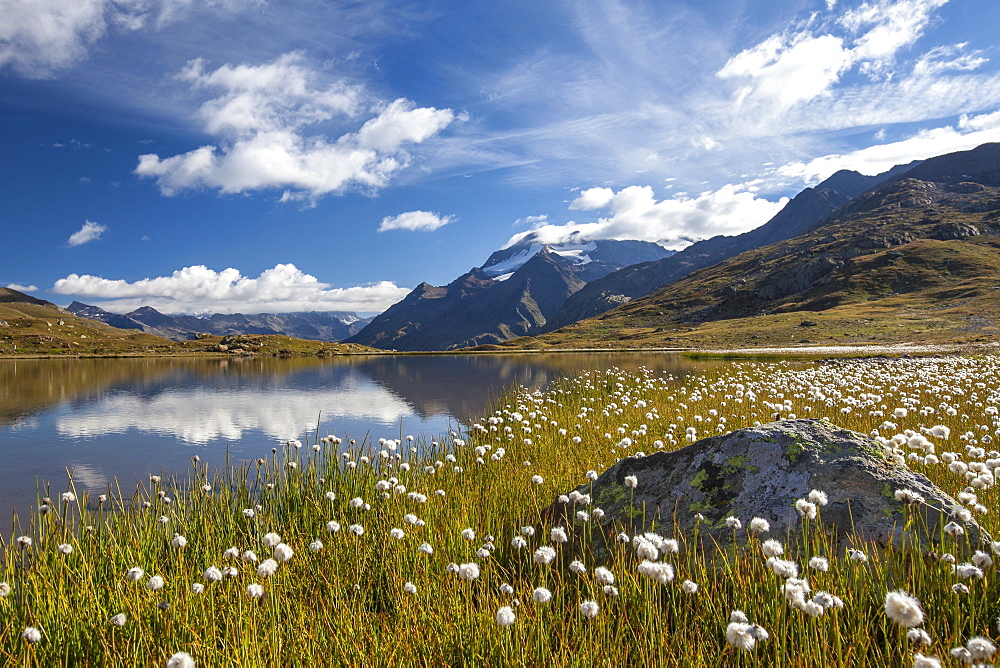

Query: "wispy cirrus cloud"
left=135, top=53, right=457, bottom=202
left=51, top=263, right=410, bottom=314
left=378, top=211, right=454, bottom=232
left=67, top=220, right=107, bottom=246
left=0, top=0, right=255, bottom=78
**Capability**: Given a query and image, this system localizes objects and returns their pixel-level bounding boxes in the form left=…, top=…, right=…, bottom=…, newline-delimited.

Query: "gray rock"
left=555, top=419, right=988, bottom=554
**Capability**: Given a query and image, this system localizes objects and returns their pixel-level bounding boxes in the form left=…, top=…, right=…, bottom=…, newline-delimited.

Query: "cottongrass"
left=3, top=356, right=1000, bottom=665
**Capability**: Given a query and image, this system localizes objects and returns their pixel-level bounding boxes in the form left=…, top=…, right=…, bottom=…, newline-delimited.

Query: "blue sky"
left=3, top=0, right=1000, bottom=316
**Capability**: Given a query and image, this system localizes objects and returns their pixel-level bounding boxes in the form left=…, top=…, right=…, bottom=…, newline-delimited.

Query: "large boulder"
left=560, top=419, right=988, bottom=553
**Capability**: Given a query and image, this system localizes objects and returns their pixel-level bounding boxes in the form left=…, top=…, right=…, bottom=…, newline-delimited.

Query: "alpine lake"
left=0, top=352, right=724, bottom=525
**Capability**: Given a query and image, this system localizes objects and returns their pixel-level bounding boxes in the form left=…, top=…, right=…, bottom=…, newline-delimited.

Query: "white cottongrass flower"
left=166, top=652, right=195, bottom=668
left=511, top=536, right=527, bottom=549
left=550, top=527, right=569, bottom=543
left=726, top=622, right=767, bottom=651
left=418, top=542, right=434, bottom=555
left=262, top=532, right=281, bottom=548
left=953, top=563, right=984, bottom=579
left=110, top=613, right=127, bottom=626
left=531, top=475, right=544, bottom=484
left=637, top=560, right=675, bottom=585
left=247, top=583, right=265, bottom=598
left=579, top=599, right=600, bottom=619
left=766, top=557, right=798, bottom=579
left=390, top=528, right=405, bottom=540
left=944, top=521, right=965, bottom=536
left=309, top=540, right=324, bottom=552
left=458, top=563, right=480, bottom=580
left=912, top=654, right=942, bottom=668
left=808, top=489, right=828, bottom=506
left=273, top=543, right=294, bottom=562
left=603, top=585, right=619, bottom=597
left=349, top=524, right=364, bottom=536
left=57, top=543, right=73, bottom=555
left=532, top=587, right=552, bottom=604
left=895, top=489, right=925, bottom=505
left=748, top=517, right=770, bottom=534
left=126, top=567, right=144, bottom=582
left=952, top=583, right=970, bottom=595
left=349, top=497, right=364, bottom=508
left=907, top=628, right=932, bottom=646
left=761, top=539, right=783, bottom=558
left=795, top=499, right=817, bottom=519
left=0, top=582, right=10, bottom=597
left=461, top=528, right=476, bottom=541
left=325, top=491, right=337, bottom=501
left=403, top=582, right=417, bottom=595
left=147, top=575, right=165, bottom=591
left=521, top=526, right=536, bottom=537
left=496, top=606, right=517, bottom=627
left=204, top=567, right=223, bottom=583
left=624, top=475, right=638, bottom=489
left=61, top=492, right=76, bottom=504
left=965, top=636, right=997, bottom=662
left=191, top=583, right=205, bottom=594
left=594, top=567, right=615, bottom=586
left=682, top=580, right=699, bottom=594
left=257, top=559, right=278, bottom=578
left=972, top=550, right=993, bottom=568
left=725, top=517, right=742, bottom=530
left=326, top=521, right=341, bottom=533
left=847, top=548, right=868, bottom=563
left=242, top=508, right=255, bottom=518
left=884, top=590, right=924, bottom=628
left=170, top=534, right=187, bottom=549
left=809, top=556, right=830, bottom=572
left=569, top=559, right=587, bottom=575
left=241, top=550, right=258, bottom=563
left=222, top=566, right=238, bottom=578
left=21, top=627, right=42, bottom=643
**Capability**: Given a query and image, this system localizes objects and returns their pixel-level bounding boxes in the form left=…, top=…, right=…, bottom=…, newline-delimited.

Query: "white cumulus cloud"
left=378, top=210, right=454, bottom=232
left=135, top=53, right=456, bottom=201
left=717, top=0, right=951, bottom=117
left=777, top=109, right=1000, bottom=183
left=6, top=283, right=39, bottom=292
left=51, top=263, right=410, bottom=314
left=67, top=220, right=107, bottom=246
left=503, top=184, right=787, bottom=251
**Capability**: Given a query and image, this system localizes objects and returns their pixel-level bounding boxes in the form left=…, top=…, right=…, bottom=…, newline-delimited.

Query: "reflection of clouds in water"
left=56, top=386, right=416, bottom=444
left=67, top=464, right=109, bottom=491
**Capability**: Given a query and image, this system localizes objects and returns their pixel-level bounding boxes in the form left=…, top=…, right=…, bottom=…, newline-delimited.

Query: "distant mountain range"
left=345, top=239, right=675, bottom=351
left=66, top=303, right=372, bottom=342
left=502, top=142, right=1000, bottom=350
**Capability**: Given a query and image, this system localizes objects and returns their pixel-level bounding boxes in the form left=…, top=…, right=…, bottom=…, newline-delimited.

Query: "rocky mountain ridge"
left=508, top=143, right=1000, bottom=350
left=66, top=302, right=371, bottom=342
left=347, top=239, right=673, bottom=351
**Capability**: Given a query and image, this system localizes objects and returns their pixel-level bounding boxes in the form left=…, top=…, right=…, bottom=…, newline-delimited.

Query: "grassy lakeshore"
left=3, top=356, right=1000, bottom=666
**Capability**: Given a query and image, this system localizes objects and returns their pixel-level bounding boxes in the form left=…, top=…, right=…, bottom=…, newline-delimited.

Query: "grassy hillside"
left=497, top=177, right=1000, bottom=351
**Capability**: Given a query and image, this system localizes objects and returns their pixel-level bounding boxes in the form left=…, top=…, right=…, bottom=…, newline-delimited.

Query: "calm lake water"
left=0, top=353, right=721, bottom=523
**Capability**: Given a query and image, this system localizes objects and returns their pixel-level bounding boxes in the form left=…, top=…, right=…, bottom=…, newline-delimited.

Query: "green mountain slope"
left=497, top=146, right=1000, bottom=350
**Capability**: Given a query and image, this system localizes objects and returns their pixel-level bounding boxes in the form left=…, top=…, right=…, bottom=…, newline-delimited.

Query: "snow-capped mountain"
left=346, top=238, right=674, bottom=351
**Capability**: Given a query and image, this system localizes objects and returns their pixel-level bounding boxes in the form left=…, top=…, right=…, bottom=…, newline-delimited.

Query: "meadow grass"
left=2, top=356, right=1000, bottom=666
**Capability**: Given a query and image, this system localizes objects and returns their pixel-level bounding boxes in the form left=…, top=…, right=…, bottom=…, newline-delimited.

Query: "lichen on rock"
left=551, top=419, right=988, bottom=555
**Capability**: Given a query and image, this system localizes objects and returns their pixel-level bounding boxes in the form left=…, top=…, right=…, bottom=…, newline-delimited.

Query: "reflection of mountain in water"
left=2, top=353, right=723, bottom=443
left=357, top=353, right=723, bottom=423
